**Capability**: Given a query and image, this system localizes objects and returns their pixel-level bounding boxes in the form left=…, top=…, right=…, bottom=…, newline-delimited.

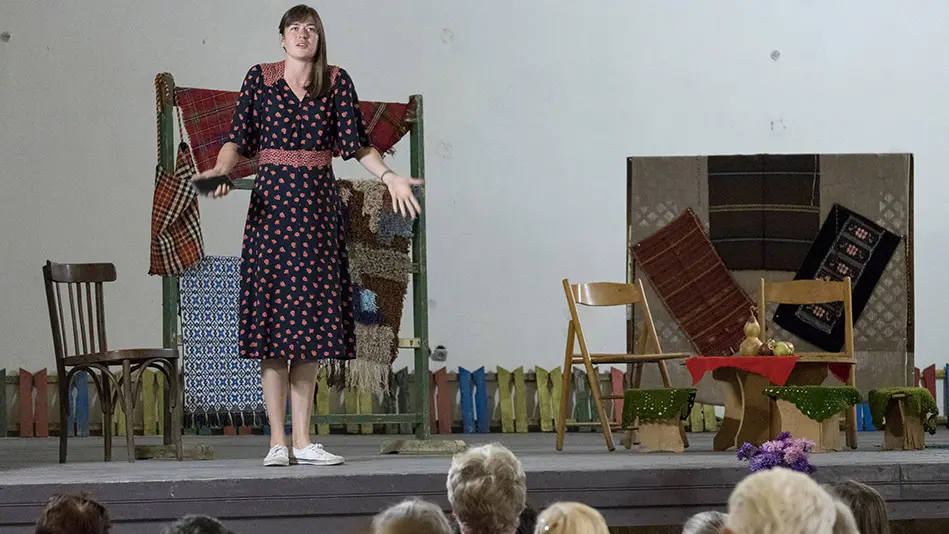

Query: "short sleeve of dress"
left=332, top=67, right=371, bottom=160
left=227, top=65, right=262, bottom=159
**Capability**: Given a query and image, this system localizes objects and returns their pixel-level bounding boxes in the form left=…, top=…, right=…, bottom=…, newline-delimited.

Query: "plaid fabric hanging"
left=148, top=142, right=204, bottom=276
left=175, top=87, right=260, bottom=180
left=175, top=80, right=415, bottom=177
left=357, top=100, right=413, bottom=156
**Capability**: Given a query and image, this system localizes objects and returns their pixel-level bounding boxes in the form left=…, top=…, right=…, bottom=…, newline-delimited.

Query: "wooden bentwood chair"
left=558, top=279, right=690, bottom=451
left=43, top=261, right=183, bottom=462
left=756, top=277, right=857, bottom=449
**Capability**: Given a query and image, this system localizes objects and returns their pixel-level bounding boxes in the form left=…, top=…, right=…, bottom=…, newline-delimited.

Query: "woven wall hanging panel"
left=773, top=203, right=901, bottom=353
left=707, top=154, right=821, bottom=271
left=180, top=256, right=264, bottom=418
left=628, top=153, right=912, bottom=401
left=631, top=208, right=753, bottom=357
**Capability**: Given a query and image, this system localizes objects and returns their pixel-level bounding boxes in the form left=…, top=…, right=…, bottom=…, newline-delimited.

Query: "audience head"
left=372, top=498, right=454, bottom=534
left=724, top=468, right=858, bottom=534
left=447, top=443, right=527, bottom=534
left=533, top=502, right=609, bottom=534
left=515, top=506, right=537, bottom=534
left=161, top=514, right=234, bottom=534
left=683, top=510, right=727, bottom=534
left=35, top=493, right=111, bottom=534
left=826, top=480, right=890, bottom=534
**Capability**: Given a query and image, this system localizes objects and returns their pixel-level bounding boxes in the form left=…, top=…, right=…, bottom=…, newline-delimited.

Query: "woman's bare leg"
left=289, top=361, right=320, bottom=450
left=261, top=359, right=290, bottom=448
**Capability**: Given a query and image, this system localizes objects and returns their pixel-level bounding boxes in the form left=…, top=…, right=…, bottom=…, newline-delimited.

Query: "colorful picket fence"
left=10, top=363, right=944, bottom=437
left=2, top=365, right=659, bottom=436
left=915, top=364, right=948, bottom=430
left=0, top=367, right=171, bottom=438
left=195, top=364, right=722, bottom=436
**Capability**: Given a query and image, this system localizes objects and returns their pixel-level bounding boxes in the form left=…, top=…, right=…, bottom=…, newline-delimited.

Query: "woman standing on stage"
left=195, top=4, right=422, bottom=467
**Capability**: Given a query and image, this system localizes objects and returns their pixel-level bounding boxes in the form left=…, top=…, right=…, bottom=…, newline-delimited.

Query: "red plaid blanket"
left=174, top=88, right=260, bottom=180
left=175, top=87, right=414, bottom=178
left=149, top=143, right=204, bottom=276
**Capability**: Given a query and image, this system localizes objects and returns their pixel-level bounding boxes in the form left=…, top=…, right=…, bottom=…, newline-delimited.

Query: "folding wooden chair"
left=757, top=277, right=857, bottom=449
left=557, top=278, right=689, bottom=451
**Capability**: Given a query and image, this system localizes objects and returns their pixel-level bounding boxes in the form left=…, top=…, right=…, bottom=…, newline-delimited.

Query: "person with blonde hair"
left=446, top=443, right=527, bottom=534
left=724, top=468, right=858, bottom=534
left=371, top=498, right=454, bottom=534
left=533, top=502, right=609, bottom=534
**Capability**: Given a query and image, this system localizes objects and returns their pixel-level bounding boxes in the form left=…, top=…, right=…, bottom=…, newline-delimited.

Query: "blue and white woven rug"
left=179, top=256, right=264, bottom=416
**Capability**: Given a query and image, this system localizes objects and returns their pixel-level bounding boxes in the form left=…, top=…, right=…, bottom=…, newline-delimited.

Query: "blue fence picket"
left=473, top=367, right=489, bottom=433
left=458, top=367, right=475, bottom=433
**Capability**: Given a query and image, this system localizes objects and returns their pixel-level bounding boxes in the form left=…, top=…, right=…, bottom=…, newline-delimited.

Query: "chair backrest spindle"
left=43, top=261, right=116, bottom=362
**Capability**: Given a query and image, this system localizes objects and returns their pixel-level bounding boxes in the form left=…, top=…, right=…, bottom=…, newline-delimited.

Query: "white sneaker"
left=290, top=443, right=345, bottom=466
left=263, top=445, right=289, bottom=467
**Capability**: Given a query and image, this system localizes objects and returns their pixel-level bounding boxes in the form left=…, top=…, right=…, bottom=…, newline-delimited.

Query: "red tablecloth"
left=827, top=364, right=851, bottom=383
left=686, top=356, right=799, bottom=386
left=686, top=356, right=851, bottom=386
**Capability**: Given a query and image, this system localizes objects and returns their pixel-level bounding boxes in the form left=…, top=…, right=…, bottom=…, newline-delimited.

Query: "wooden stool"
left=621, top=388, right=696, bottom=453
left=868, top=387, right=938, bottom=451
left=763, top=386, right=861, bottom=453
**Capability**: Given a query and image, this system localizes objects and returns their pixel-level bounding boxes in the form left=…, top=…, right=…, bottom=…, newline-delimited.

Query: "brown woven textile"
left=708, top=154, right=821, bottom=271
left=631, top=208, right=753, bottom=356
left=333, top=179, right=414, bottom=395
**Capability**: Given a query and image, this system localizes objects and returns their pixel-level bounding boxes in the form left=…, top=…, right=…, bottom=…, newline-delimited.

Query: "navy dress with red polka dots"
left=227, top=61, right=370, bottom=362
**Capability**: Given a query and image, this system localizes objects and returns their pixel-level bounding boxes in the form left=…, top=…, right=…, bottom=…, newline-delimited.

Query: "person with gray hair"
left=683, top=510, right=727, bottom=534
left=446, top=443, right=527, bottom=534
left=160, top=514, right=233, bottom=534
left=371, top=498, right=454, bottom=534
left=723, top=468, right=858, bottom=534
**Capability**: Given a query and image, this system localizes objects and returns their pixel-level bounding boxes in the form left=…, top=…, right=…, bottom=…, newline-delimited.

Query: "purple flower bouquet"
left=737, top=432, right=816, bottom=474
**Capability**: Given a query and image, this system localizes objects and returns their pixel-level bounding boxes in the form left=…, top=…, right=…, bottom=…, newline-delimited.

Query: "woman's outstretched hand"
left=192, top=168, right=232, bottom=198
left=382, top=174, right=424, bottom=219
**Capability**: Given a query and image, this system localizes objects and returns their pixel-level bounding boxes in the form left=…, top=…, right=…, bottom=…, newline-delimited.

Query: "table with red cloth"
left=685, top=355, right=853, bottom=451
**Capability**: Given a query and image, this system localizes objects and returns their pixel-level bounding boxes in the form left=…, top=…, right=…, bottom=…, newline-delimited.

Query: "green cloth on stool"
left=868, top=387, right=939, bottom=435
left=762, top=386, right=862, bottom=422
left=621, top=388, right=696, bottom=428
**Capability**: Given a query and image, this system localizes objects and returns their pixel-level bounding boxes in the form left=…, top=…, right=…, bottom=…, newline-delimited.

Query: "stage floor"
left=2, top=430, right=949, bottom=533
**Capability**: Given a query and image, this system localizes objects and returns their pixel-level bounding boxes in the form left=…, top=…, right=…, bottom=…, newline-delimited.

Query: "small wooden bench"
left=621, top=388, right=696, bottom=453
left=868, top=387, right=939, bottom=451
left=763, top=386, right=862, bottom=453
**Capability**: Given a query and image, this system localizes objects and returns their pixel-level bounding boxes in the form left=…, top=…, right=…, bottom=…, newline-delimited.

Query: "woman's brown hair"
left=279, top=4, right=331, bottom=97
left=35, top=493, right=111, bottom=534
left=827, top=480, right=890, bottom=534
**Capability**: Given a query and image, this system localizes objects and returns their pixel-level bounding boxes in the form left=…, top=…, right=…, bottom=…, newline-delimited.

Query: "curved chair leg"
left=169, top=359, right=183, bottom=460
left=59, top=372, right=69, bottom=464
left=122, top=360, right=135, bottom=463
left=100, top=371, right=113, bottom=462
left=162, top=367, right=172, bottom=447
left=151, top=358, right=183, bottom=460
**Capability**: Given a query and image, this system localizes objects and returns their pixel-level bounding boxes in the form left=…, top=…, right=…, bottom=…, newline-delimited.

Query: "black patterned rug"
left=773, top=203, right=902, bottom=352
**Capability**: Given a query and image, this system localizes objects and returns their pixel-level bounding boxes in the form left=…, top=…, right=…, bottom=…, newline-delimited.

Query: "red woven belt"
left=258, top=149, right=332, bottom=168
